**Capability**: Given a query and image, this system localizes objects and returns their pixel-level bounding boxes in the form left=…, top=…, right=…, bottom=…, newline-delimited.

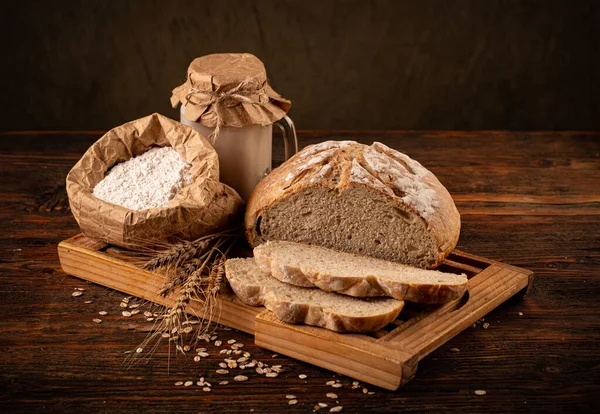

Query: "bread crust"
left=225, top=259, right=404, bottom=332
left=245, top=141, right=460, bottom=268
left=254, top=242, right=468, bottom=304
left=263, top=292, right=403, bottom=333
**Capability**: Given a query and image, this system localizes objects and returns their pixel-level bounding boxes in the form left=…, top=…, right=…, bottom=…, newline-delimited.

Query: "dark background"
left=1, top=0, right=598, bottom=132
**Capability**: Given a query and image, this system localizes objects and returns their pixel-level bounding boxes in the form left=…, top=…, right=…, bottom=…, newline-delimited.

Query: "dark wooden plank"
left=0, top=131, right=599, bottom=412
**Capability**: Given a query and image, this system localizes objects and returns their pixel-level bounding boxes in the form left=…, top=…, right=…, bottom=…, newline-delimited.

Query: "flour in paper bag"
left=93, top=147, right=191, bottom=210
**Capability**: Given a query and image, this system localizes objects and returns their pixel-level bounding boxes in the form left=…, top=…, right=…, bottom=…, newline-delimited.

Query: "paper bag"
left=66, top=113, right=244, bottom=249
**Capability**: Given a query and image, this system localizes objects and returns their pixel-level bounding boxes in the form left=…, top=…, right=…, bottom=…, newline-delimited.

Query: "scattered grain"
left=475, top=390, right=487, bottom=396
left=518, top=312, right=523, bottom=316
left=288, top=400, right=298, bottom=405
left=98, top=311, right=108, bottom=316
left=184, top=381, right=193, bottom=387
left=330, top=406, right=343, bottom=412
left=194, top=356, right=201, bottom=362
left=203, top=387, right=211, bottom=392
left=272, top=354, right=278, bottom=358
left=265, top=372, right=278, bottom=378
left=84, top=300, right=93, bottom=304
left=214, top=340, right=222, bottom=346
left=286, top=395, right=296, bottom=399
left=219, top=381, right=229, bottom=385
left=483, top=322, right=490, bottom=329
left=326, top=393, right=338, bottom=399
left=175, top=381, right=183, bottom=386
left=362, top=388, right=368, bottom=394
left=450, top=347, right=460, bottom=352
left=122, top=311, right=132, bottom=317
left=120, top=302, right=128, bottom=308
left=299, top=374, right=307, bottom=379
left=227, top=339, right=236, bottom=344
left=216, top=369, right=229, bottom=374
left=318, top=403, right=328, bottom=408
left=136, top=347, right=143, bottom=353
left=234, top=375, right=248, bottom=382
left=72, top=291, right=83, bottom=297
left=92, top=319, right=102, bottom=324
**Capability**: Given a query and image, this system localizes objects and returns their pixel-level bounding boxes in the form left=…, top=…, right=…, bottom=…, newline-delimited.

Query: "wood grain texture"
left=0, top=131, right=599, bottom=412
left=59, top=234, right=529, bottom=390
left=57, top=234, right=263, bottom=335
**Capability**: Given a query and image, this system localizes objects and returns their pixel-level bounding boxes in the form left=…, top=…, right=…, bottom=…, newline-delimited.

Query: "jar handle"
left=274, top=115, right=298, bottom=161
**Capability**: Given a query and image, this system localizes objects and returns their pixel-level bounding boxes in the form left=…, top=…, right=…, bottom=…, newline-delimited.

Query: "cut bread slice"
left=225, top=258, right=404, bottom=333
left=254, top=241, right=468, bottom=304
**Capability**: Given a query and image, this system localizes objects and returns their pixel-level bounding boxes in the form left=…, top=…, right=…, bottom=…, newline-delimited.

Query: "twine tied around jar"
left=185, top=76, right=270, bottom=142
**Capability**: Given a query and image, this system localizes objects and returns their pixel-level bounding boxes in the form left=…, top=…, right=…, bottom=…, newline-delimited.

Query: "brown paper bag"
left=66, top=113, right=244, bottom=249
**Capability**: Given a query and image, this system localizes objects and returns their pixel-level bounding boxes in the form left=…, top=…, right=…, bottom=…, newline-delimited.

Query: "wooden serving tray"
left=58, top=234, right=533, bottom=390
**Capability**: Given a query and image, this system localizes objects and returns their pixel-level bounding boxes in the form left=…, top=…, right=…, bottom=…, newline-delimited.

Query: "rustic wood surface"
left=57, top=234, right=532, bottom=391
left=0, top=131, right=598, bottom=412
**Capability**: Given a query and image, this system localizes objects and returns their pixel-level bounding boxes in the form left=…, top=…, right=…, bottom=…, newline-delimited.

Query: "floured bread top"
left=280, top=141, right=440, bottom=218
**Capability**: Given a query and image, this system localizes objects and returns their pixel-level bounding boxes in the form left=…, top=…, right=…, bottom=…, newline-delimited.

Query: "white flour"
left=93, top=146, right=192, bottom=211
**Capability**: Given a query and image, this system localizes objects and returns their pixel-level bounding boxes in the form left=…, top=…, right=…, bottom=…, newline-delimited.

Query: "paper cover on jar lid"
left=65, top=113, right=244, bottom=249
left=170, top=53, right=291, bottom=128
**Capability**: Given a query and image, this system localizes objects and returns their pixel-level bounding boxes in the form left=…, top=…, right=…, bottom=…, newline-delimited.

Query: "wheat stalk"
left=127, top=227, right=240, bottom=366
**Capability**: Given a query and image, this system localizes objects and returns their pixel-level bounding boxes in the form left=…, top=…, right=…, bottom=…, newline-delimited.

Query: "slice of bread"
left=225, top=258, right=404, bottom=332
left=254, top=241, right=468, bottom=304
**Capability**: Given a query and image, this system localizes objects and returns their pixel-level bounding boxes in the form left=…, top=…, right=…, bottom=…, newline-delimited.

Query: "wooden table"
left=0, top=131, right=598, bottom=413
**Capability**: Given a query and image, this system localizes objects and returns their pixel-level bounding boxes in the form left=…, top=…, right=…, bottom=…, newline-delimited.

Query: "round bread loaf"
left=245, top=141, right=460, bottom=269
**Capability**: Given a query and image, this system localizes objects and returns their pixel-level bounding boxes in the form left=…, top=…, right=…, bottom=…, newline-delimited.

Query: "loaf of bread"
left=245, top=141, right=460, bottom=269
left=254, top=241, right=468, bottom=304
left=225, top=258, right=404, bottom=332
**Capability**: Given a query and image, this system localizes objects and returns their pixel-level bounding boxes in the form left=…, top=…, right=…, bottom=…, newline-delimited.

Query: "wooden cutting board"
left=57, top=234, right=533, bottom=390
